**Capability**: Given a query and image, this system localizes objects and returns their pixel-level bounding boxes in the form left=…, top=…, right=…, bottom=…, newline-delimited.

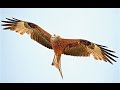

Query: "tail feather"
left=52, top=54, right=63, bottom=79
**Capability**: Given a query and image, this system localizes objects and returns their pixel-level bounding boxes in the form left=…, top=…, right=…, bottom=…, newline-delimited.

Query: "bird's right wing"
left=63, top=39, right=118, bottom=64
left=1, top=18, right=52, bottom=49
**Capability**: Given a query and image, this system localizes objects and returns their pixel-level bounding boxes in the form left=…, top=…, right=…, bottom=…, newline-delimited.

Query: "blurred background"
left=0, top=8, right=120, bottom=83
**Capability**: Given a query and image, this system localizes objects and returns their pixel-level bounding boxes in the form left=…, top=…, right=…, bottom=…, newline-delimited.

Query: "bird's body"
left=1, top=18, right=118, bottom=79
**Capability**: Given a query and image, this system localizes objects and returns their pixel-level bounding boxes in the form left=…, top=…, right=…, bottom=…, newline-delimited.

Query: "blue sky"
left=0, top=8, right=120, bottom=83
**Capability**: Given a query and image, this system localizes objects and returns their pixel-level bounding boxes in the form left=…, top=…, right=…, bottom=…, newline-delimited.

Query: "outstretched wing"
left=1, top=18, right=52, bottom=49
left=63, top=39, right=118, bottom=64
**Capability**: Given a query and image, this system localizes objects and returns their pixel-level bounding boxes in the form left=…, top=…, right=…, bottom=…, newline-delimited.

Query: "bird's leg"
left=51, top=54, right=63, bottom=79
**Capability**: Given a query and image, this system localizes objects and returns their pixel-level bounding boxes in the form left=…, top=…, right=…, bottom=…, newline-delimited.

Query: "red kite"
left=1, top=18, right=118, bottom=79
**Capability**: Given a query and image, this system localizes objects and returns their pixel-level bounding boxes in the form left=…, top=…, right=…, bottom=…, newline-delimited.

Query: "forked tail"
left=52, top=54, right=63, bottom=79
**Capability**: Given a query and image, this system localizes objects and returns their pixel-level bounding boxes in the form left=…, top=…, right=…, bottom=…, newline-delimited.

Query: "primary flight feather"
left=1, top=18, right=118, bottom=79
left=1, top=18, right=52, bottom=49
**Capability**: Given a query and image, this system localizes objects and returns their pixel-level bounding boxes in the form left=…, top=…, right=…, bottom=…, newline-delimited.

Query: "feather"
left=12, top=17, right=20, bottom=21
left=1, top=18, right=118, bottom=79
left=6, top=18, right=17, bottom=22
left=101, top=47, right=115, bottom=53
left=1, top=20, right=14, bottom=23
left=1, top=18, right=52, bottom=49
left=1, top=24, right=12, bottom=26
left=3, top=27, right=11, bottom=30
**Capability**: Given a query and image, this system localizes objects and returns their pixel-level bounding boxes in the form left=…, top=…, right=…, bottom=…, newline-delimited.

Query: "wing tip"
left=1, top=18, right=21, bottom=30
left=2, top=18, right=20, bottom=23
left=1, top=25, right=11, bottom=30
left=95, top=43, right=118, bottom=64
left=102, top=48, right=118, bottom=64
left=96, top=44, right=108, bottom=48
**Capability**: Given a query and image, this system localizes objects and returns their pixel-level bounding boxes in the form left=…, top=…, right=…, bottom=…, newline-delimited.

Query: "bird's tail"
left=52, top=54, right=63, bottom=79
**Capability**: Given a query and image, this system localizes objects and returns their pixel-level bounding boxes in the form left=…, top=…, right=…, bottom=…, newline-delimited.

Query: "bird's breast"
left=52, top=41, right=65, bottom=54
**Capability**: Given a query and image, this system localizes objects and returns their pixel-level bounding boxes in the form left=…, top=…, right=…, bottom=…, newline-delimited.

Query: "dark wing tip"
left=12, top=17, right=20, bottom=21
left=3, top=27, right=11, bottom=30
left=101, top=47, right=116, bottom=53
left=1, top=20, right=14, bottom=23
left=1, top=18, right=20, bottom=23
left=5, top=18, right=20, bottom=22
left=1, top=24, right=12, bottom=26
left=96, top=44, right=108, bottom=48
left=99, top=45, right=118, bottom=64
left=1, top=18, right=21, bottom=30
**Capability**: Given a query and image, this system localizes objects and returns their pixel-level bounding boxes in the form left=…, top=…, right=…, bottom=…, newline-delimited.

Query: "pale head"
left=51, top=34, right=61, bottom=42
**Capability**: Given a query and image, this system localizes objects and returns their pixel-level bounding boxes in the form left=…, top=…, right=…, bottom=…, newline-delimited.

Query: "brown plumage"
left=1, top=18, right=118, bottom=79
left=1, top=18, right=52, bottom=49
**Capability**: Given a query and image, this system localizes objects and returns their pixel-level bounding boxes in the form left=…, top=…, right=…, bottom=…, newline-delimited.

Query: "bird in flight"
left=1, top=18, right=118, bottom=79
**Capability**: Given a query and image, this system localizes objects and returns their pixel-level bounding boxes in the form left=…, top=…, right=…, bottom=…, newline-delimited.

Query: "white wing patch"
left=91, top=44, right=104, bottom=60
left=13, top=22, right=33, bottom=35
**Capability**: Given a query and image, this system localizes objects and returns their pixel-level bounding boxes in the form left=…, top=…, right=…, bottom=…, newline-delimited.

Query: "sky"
left=0, top=8, right=120, bottom=83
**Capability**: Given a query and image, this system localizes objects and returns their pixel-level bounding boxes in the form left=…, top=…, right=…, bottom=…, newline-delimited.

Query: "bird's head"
left=51, top=34, right=61, bottom=42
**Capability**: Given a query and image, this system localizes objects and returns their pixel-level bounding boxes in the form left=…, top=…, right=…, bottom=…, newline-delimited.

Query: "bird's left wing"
left=63, top=39, right=118, bottom=64
left=1, top=18, right=52, bottom=49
